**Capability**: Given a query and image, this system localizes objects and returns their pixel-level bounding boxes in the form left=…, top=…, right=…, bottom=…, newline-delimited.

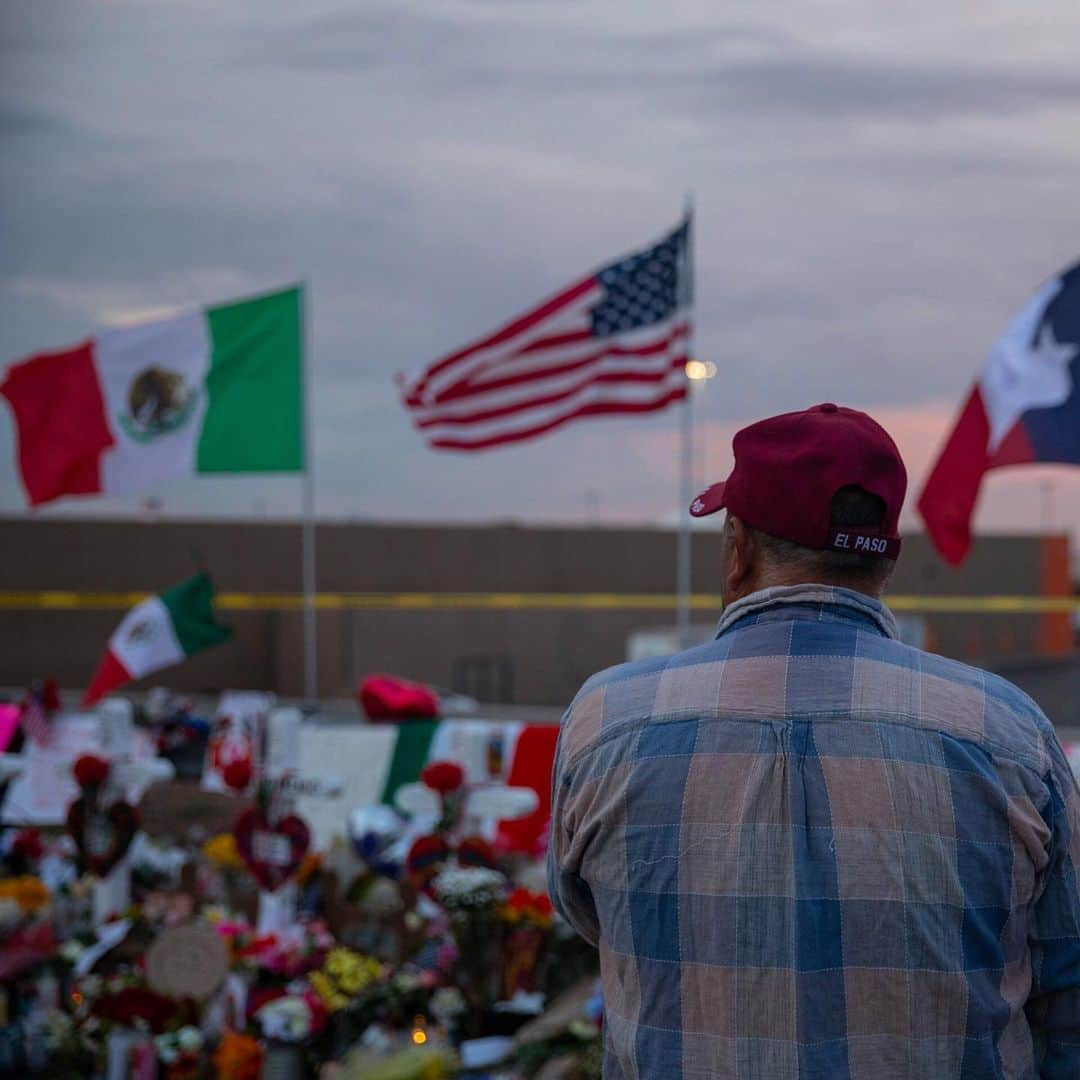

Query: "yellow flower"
left=310, top=971, right=349, bottom=1012
left=310, top=949, right=383, bottom=1008
left=203, top=834, right=243, bottom=870
left=0, top=876, right=50, bottom=914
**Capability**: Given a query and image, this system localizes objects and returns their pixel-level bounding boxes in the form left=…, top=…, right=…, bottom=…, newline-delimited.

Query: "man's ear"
left=724, top=515, right=760, bottom=600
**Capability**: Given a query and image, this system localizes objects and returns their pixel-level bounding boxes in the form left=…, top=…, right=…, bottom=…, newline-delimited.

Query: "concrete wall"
left=0, top=518, right=1071, bottom=708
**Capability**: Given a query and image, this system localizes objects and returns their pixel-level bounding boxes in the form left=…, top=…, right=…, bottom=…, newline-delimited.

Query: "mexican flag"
left=1, top=286, right=303, bottom=507
left=83, top=574, right=231, bottom=706
left=376, top=719, right=559, bottom=854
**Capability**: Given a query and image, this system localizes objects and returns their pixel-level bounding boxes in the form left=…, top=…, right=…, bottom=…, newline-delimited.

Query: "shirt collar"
left=715, top=583, right=899, bottom=640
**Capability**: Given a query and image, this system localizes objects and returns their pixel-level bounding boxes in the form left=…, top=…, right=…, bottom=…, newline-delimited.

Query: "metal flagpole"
left=301, top=283, right=318, bottom=701
left=676, top=196, right=694, bottom=648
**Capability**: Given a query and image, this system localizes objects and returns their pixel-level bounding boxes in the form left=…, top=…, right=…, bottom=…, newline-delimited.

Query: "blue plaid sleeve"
left=1027, top=730, right=1080, bottom=1078
left=547, top=721, right=601, bottom=947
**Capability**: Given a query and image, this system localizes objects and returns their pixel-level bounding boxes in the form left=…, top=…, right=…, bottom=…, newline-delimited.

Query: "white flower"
left=393, top=972, right=422, bottom=993
left=430, top=987, right=466, bottom=1023
left=256, top=996, right=312, bottom=1042
left=177, top=1025, right=203, bottom=1051
left=158, top=1043, right=180, bottom=1065
left=59, top=940, right=87, bottom=964
left=432, top=866, right=506, bottom=907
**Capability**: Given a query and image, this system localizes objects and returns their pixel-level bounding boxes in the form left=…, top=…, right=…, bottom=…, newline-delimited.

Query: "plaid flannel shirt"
left=548, top=584, right=1080, bottom=1079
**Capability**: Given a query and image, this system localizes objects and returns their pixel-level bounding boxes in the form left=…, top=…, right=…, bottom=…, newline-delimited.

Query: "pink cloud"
left=584, top=399, right=1080, bottom=546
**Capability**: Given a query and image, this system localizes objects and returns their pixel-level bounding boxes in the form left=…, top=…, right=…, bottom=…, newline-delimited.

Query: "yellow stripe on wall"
left=0, top=591, right=1077, bottom=614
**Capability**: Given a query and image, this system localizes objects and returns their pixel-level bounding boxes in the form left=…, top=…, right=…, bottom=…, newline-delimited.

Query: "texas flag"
left=918, top=261, right=1080, bottom=564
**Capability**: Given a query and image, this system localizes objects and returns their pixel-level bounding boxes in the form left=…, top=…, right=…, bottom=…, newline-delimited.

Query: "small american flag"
left=400, top=217, right=692, bottom=451
left=19, top=683, right=55, bottom=747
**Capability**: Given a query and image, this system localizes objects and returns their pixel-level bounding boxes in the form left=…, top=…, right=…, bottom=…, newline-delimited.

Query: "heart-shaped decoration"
left=405, top=834, right=450, bottom=894
left=66, top=795, right=139, bottom=878
left=233, top=808, right=310, bottom=892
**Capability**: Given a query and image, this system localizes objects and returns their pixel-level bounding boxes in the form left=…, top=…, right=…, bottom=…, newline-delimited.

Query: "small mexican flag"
left=1, top=286, right=303, bottom=506
left=83, top=574, right=231, bottom=706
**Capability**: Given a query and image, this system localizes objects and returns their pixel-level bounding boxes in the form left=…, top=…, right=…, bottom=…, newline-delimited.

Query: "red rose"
left=506, top=888, right=533, bottom=912
left=0, top=923, right=56, bottom=981
left=304, top=990, right=329, bottom=1035
left=222, top=758, right=253, bottom=792
left=12, top=829, right=44, bottom=860
left=245, top=986, right=286, bottom=1020
left=421, top=760, right=465, bottom=796
left=505, top=888, right=553, bottom=920
left=72, top=754, right=111, bottom=789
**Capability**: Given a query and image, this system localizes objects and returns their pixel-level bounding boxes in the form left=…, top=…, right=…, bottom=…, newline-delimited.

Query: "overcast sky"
left=3, top=0, right=1080, bottom=539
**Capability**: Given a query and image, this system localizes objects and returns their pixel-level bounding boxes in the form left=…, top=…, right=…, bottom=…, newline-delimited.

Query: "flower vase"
left=503, top=923, right=547, bottom=998
left=104, top=1027, right=145, bottom=1080
left=259, top=1040, right=306, bottom=1080
left=451, top=909, right=503, bottom=1007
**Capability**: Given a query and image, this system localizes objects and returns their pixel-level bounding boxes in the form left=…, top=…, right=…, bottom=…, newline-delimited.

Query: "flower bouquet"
left=252, top=985, right=328, bottom=1080
left=500, top=888, right=554, bottom=999
left=153, top=1024, right=205, bottom=1079
left=431, top=865, right=507, bottom=1035
left=212, top=1031, right=263, bottom=1080
left=216, top=915, right=335, bottom=979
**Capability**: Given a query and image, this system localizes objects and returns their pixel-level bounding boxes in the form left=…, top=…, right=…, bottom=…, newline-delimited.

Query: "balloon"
left=348, top=805, right=404, bottom=866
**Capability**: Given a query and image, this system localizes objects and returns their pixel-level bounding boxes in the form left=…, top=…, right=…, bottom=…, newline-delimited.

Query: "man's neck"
left=727, top=573, right=883, bottom=606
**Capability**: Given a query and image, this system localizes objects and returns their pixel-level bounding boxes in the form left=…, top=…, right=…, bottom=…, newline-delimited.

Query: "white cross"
left=88, top=700, right=174, bottom=927
left=394, top=778, right=538, bottom=836
left=97, top=699, right=175, bottom=798
left=254, top=708, right=346, bottom=934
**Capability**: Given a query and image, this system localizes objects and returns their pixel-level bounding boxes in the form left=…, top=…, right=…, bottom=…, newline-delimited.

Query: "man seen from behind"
left=549, top=403, right=1080, bottom=1078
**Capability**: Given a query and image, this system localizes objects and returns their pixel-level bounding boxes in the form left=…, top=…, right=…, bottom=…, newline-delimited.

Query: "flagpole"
left=676, top=196, right=694, bottom=648
left=301, top=283, right=318, bottom=701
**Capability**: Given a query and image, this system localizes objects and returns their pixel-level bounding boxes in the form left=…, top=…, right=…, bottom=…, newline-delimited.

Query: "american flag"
left=400, top=217, right=692, bottom=451
left=19, top=685, right=53, bottom=747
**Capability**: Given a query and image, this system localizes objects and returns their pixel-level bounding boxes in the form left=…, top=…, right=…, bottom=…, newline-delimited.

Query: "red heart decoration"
left=233, top=809, right=310, bottom=892
left=66, top=796, right=139, bottom=878
left=405, top=833, right=451, bottom=895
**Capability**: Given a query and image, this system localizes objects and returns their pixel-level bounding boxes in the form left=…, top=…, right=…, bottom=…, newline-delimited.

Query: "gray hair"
left=751, top=486, right=895, bottom=590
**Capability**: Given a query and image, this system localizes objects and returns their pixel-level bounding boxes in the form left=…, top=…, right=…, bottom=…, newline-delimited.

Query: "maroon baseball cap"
left=689, top=403, right=907, bottom=559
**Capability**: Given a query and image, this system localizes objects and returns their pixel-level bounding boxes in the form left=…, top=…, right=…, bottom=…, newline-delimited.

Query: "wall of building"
left=0, top=518, right=1071, bottom=709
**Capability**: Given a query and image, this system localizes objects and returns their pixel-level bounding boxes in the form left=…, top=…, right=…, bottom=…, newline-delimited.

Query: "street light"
left=677, top=356, right=718, bottom=650
left=685, top=359, right=717, bottom=381
left=682, top=358, right=717, bottom=494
